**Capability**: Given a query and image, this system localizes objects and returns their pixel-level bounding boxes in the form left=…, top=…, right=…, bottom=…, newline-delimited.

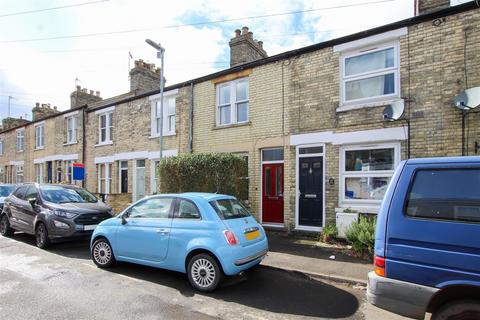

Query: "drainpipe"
left=82, top=105, right=86, bottom=188
left=188, top=82, right=194, bottom=153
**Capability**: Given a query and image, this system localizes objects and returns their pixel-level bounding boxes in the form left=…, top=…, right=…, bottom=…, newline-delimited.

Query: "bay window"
left=216, top=78, right=248, bottom=126
left=342, top=43, right=399, bottom=105
left=340, top=143, right=400, bottom=206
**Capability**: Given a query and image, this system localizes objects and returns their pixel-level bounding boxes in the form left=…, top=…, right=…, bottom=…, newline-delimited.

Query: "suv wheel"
left=92, top=238, right=115, bottom=268
left=35, top=222, right=50, bottom=249
left=432, top=300, right=480, bottom=320
left=0, top=214, right=14, bottom=237
left=187, top=253, right=223, bottom=292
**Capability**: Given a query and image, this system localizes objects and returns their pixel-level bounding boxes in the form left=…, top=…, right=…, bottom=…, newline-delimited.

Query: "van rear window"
left=406, top=168, right=480, bottom=223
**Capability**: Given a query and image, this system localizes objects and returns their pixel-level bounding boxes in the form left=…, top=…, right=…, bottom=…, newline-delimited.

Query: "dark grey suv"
left=0, top=183, right=113, bottom=248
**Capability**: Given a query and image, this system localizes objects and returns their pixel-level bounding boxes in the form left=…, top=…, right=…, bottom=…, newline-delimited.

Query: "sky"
left=0, top=0, right=467, bottom=120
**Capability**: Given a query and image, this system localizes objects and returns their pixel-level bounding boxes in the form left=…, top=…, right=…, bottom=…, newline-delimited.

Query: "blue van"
left=368, top=157, right=480, bottom=320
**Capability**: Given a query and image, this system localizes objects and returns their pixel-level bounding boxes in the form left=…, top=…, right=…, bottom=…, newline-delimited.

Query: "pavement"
left=262, top=233, right=372, bottom=286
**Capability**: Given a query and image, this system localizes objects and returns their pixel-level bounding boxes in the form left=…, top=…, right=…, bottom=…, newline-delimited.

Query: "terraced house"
left=0, top=0, right=479, bottom=236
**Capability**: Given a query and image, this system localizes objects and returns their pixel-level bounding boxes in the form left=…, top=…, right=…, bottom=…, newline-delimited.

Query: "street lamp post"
left=146, top=39, right=165, bottom=192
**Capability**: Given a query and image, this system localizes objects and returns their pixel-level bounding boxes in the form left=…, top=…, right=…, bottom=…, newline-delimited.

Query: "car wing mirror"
left=121, top=210, right=130, bottom=225
left=28, top=198, right=37, bottom=207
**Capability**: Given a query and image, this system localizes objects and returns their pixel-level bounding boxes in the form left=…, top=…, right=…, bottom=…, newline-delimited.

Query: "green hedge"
left=157, top=153, right=248, bottom=200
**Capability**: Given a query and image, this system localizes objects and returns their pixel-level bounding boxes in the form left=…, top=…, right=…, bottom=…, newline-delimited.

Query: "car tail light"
left=374, top=255, right=386, bottom=277
left=223, top=230, right=239, bottom=246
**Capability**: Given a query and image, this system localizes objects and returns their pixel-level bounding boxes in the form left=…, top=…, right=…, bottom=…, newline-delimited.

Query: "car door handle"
left=156, top=228, right=170, bottom=235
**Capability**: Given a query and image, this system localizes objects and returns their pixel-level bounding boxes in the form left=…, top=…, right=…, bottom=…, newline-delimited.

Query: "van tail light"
left=223, top=230, right=239, bottom=246
left=374, top=255, right=386, bottom=277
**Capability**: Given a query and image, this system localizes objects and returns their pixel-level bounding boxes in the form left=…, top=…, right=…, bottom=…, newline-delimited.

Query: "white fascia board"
left=94, top=106, right=115, bottom=115
left=148, top=149, right=178, bottom=159
left=149, top=89, right=179, bottom=101
left=34, top=153, right=79, bottom=164
left=34, top=121, right=46, bottom=127
left=94, top=155, right=115, bottom=164
left=63, top=110, right=79, bottom=118
left=114, top=151, right=149, bottom=161
left=290, top=126, right=407, bottom=146
left=333, top=27, right=408, bottom=53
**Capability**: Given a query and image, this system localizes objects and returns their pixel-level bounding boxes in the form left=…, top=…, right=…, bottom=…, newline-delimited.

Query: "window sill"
left=213, top=121, right=251, bottom=130
left=337, top=98, right=401, bottom=113
left=149, top=132, right=176, bottom=139
left=95, top=142, right=113, bottom=147
left=34, top=146, right=45, bottom=151
left=64, top=141, right=78, bottom=146
left=336, top=205, right=380, bottom=214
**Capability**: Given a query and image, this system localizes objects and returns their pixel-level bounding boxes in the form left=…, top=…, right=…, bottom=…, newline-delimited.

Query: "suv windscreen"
left=0, top=185, right=15, bottom=197
left=40, top=186, right=98, bottom=204
left=210, top=199, right=251, bottom=220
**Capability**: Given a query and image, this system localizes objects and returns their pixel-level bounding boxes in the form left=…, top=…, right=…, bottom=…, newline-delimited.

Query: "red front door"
left=262, top=163, right=284, bottom=223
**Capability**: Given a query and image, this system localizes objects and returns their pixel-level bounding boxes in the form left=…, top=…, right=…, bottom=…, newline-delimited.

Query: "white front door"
left=134, top=160, right=146, bottom=201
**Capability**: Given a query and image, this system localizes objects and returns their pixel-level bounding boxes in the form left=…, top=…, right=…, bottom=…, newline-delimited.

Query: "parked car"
left=0, top=184, right=16, bottom=212
left=90, top=193, right=268, bottom=292
left=0, top=183, right=113, bottom=248
left=368, top=156, right=480, bottom=320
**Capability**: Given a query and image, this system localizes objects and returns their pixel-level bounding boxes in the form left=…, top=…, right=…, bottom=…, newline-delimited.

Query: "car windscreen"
left=0, top=185, right=15, bottom=197
left=210, top=199, right=251, bottom=220
left=40, top=186, right=98, bottom=204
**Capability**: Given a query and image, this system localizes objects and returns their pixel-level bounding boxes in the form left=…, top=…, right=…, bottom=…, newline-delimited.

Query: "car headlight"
left=52, top=209, right=77, bottom=219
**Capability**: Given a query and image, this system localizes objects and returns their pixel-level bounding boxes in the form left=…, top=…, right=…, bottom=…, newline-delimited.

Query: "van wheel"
left=92, top=238, right=115, bottom=268
left=0, top=214, right=14, bottom=237
left=187, top=253, right=223, bottom=292
left=432, top=300, right=480, bottom=320
left=35, top=223, right=50, bottom=249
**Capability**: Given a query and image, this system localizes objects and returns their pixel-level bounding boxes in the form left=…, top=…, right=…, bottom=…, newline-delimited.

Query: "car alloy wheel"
left=35, top=223, right=50, bottom=249
left=188, top=253, right=222, bottom=292
left=92, top=238, right=115, bottom=268
left=0, top=215, right=13, bottom=236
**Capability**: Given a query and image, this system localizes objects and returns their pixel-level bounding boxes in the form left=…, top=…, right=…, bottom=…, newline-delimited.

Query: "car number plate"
left=245, top=230, right=260, bottom=241
left=84, top=225, right=98, bottom=231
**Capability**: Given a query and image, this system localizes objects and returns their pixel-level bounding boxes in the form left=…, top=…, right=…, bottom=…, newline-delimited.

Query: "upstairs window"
left=16, top=129, right=25, bottom=152
left=98, top=112, right=113, bottom=144
left=342, top=43, right=399, bottom=105
left=216, top=78, right=248, bottom=126
left=0, top=139, right=3, bottom=155
left=66, top=116, right=77, bottom=144
left=35, top=124, right=45, bottom=149
left=153, top=96, right=176, bottom=136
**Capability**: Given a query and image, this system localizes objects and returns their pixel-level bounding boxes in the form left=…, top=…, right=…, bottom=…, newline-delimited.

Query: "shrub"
left=157, top=153, right=248, bottom=200
left=345, top=215, right=376, bottom=256
left=321, top=223, right=338, bottom=243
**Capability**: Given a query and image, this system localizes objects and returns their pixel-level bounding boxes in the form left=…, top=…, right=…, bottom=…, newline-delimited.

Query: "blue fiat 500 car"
left=90, top=193, right=268, bottom=291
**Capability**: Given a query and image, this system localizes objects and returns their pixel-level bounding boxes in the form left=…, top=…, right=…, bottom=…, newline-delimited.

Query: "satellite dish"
left=383, top=99, right=405, bottom=121
left=453, top=87, right=480, bottom=110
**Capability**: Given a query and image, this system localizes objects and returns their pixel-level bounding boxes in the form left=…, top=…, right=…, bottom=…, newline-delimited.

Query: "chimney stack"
left=70, top=86, right=102, bottom=108
left=415, top=0, right=450, bottom=15
left=129, top=59, right=161, bottom=93
left=32, top=102, right=60, bottom=121
left=229, top=26, right=268, bottom=67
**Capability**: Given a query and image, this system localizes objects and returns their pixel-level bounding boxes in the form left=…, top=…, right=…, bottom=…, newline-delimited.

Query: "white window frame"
left=150, top=92, right=177, bottom=138
left=339, top=142, right=401, bottom=208
left=98, top=111, right=113, bottom=145
left=216, top=77, right=249, bottom=126
left=340, top=41, right=400, bottom=107
left=16, top=129, right=25, bottom=152
left=15, top=165, right=24, bottom=183
left=66, top=116, right=77, bottom=144
left=35, top=164, right=44, bottom=183
left=35, top=123, right=45, bottom=149
left=97, top=162, right=112, bottom=194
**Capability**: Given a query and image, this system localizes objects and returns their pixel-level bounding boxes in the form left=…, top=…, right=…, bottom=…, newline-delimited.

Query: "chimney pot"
left=35, top=102, right=40, bottom=107
left=258, top=41, right=263, bottom=48
left=248, top=31, right=253, bottom=39
left=235, top=29, right=241, bottom=37
left=242, top=26, right=249, bottom=35
left=54, top=106, right=57, bottom=111
left=96, top=91, right=100, bottom=96
left=81, top=88, right=87, bottom=93
left=90, top=90, right=94, bottom=95
left=76, top=85, right=81, bottom=91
